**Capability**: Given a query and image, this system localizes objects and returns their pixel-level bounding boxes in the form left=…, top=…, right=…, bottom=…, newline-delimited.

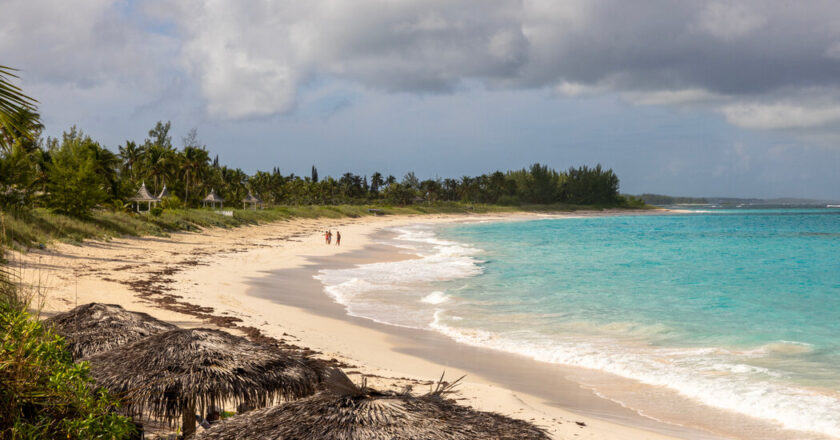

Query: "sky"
left=2, top=0, right=840, bottom=199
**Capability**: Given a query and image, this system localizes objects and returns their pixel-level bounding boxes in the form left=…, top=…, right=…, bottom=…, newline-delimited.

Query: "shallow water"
left=315, top=209, right=840, bottom=438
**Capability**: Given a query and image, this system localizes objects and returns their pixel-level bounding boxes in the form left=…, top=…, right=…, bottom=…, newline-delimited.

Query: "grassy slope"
left=1, top=201, right=652, bottom=250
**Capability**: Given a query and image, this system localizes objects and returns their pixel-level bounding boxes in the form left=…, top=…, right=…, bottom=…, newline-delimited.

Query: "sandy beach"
left=15, top=210, right=740, bottom=439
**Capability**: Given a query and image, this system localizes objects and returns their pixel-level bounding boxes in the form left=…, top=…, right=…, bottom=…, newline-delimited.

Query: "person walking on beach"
left=335, top=231, right=341, bottom=246
left=325, top=230, right=330, bottom=245
left=327, top=230, right=332, bottom=245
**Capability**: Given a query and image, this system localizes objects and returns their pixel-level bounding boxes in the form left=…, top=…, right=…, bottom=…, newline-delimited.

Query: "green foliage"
left=636, top=193, right=708, bottom=206
left=383, top=183, right=416, bottom=205
left=619, top=194, right=649, bottom=208
left=160, top=195, right=182, bottom=210
left=562, top=164, right=620, bottom=204
left=0, top=66, right=40, bottom=152
left=45, top=129, right=109, bottom=217
left=0, top=303, right=136, bottom=439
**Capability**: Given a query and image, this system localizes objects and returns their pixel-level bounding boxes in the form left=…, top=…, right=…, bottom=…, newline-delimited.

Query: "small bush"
left=149, top=207, right=163, bottom=217
left=160, top=196, right=182, bottom=210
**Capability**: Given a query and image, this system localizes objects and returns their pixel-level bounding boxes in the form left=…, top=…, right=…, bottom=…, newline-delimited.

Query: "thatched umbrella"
left=45, top=303, right=176, bottom=359
left=86, top=328, right=321, bottom=438
left=190, top=369, right=550, bottom=440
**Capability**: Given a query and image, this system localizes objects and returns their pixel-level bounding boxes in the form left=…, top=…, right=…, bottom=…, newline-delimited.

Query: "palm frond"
left=0, top=65, right=40, bottom=151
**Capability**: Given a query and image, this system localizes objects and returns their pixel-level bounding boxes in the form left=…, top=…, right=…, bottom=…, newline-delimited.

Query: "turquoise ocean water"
left=314, top=209, right=840, bottom=437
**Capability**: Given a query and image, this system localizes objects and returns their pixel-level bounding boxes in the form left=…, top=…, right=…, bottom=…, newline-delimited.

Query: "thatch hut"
left=242, top=193, right=263, bottom=210
left=202, top=189, right=224, bottom=208
left=191, top=369, right=550, bottom=440
left=86, top=328, right=321, bottom=437
left=44, top=303, right=176, bottom=360
left=158, top=185, right=171, bottom=199
left=130, top=182, right=160, bottom=212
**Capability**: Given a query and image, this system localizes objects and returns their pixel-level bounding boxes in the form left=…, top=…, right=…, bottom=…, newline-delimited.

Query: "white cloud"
left=721, top=102, right=840, bottom=129
left=6, top=0, right=840, bottom=146
left=623, top=89, right=721, bottom=106
left=554, top=81, right=609, bottom=97
left=0, top=0, right=175, bottom=90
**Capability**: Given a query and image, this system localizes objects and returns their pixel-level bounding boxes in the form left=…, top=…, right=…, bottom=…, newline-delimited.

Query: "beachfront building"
left=242, top=193, right=263, bottom=210
left=202, top=189, right=224, bottom=208
left=130, top=182, right=160, bottom=213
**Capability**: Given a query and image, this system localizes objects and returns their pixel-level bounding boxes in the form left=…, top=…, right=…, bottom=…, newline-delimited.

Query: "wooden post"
left=181, top=401, right=196, bottom=438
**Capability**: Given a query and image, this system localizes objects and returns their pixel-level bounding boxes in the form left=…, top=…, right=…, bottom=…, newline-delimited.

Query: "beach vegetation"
left=44, top=128, right=111, bottom=218
left=0, top=302, right=137, bottom=439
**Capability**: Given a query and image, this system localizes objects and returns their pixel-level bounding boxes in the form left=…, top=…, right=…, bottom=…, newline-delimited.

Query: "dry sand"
left=16, top=210, right=700, bottom=439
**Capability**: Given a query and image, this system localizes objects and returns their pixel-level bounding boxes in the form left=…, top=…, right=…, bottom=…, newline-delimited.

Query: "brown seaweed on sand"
left=190, top=368, right=550, bottom=440
left=45, top=302, right=176, bottom=359
left=85, top=328, right=322, bottom=437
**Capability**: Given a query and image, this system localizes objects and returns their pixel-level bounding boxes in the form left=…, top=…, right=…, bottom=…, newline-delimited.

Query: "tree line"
left=1, top=119, right=629, bottom=217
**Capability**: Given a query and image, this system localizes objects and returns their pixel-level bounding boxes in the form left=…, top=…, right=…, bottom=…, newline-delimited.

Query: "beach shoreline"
left=15, top=209, right=800, bottom=439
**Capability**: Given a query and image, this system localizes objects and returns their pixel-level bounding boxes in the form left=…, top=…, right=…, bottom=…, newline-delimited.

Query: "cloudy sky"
left=3, top=0, right=840, bottom=199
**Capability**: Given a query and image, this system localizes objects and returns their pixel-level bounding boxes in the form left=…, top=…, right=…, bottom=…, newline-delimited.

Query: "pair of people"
left=324, top=230, right=341, bottom=246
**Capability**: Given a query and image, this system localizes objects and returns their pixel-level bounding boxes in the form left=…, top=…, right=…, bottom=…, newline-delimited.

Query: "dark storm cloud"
left=6, top=0, right=840, bottom=129
left=518, top=1, right=840, bottom=96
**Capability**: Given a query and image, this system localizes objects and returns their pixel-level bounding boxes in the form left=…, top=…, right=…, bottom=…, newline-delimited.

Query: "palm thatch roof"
left=191, top=369, right=550, bottom=440
left=158, top=185, right=170, bottom=199
left=131, top=182, right=159, bottom=202
left=242, top=193, right=262, bottom=203
left=203, top=189, right=224, bottom=202
left=44, top=303, right=176, bottom=359
left=86, top=328, right=321, bottom=424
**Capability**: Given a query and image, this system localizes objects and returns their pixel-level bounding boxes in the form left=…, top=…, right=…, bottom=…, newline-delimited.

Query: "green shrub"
left=0, top=303, right=136, bottom=439
left=160, top=196, right=182, bottom=210
left=149, top=207, right=163, bottom=217
left=496, top=195, right=521, bottom=206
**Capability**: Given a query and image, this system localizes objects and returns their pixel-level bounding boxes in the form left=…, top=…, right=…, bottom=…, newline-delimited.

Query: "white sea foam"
left=314, top=224, right=840, bottom=439
left=429, top=313, right=840, bottom=438
left=313, top=224, right=481, bottom=327
left=421, top=291, right=451, bottom=304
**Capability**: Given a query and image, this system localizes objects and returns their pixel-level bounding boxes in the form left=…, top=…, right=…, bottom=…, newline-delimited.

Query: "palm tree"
left=0, top=65, right=39, bottom=152
left=144, top=143, right=175, bottom=194
left=118, top=141, right=142, bottom=182
left=180, top=146, right=209, bottom=206
left=370, top=172, right=383, bottom=195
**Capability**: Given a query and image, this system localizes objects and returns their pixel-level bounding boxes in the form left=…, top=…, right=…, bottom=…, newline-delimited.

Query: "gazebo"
left=158, top=185, right=170, bottom=199
left=242, top=193, right=263, bottom=210
left=202, top=189, right=224, bottom=208
left=130, top=182, right=160, bottom=213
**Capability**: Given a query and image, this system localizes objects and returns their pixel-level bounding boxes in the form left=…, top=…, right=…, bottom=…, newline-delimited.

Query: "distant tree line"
left=1, top=117, right=629, bottom=217
left=637, top=194, right=708, bottom=206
